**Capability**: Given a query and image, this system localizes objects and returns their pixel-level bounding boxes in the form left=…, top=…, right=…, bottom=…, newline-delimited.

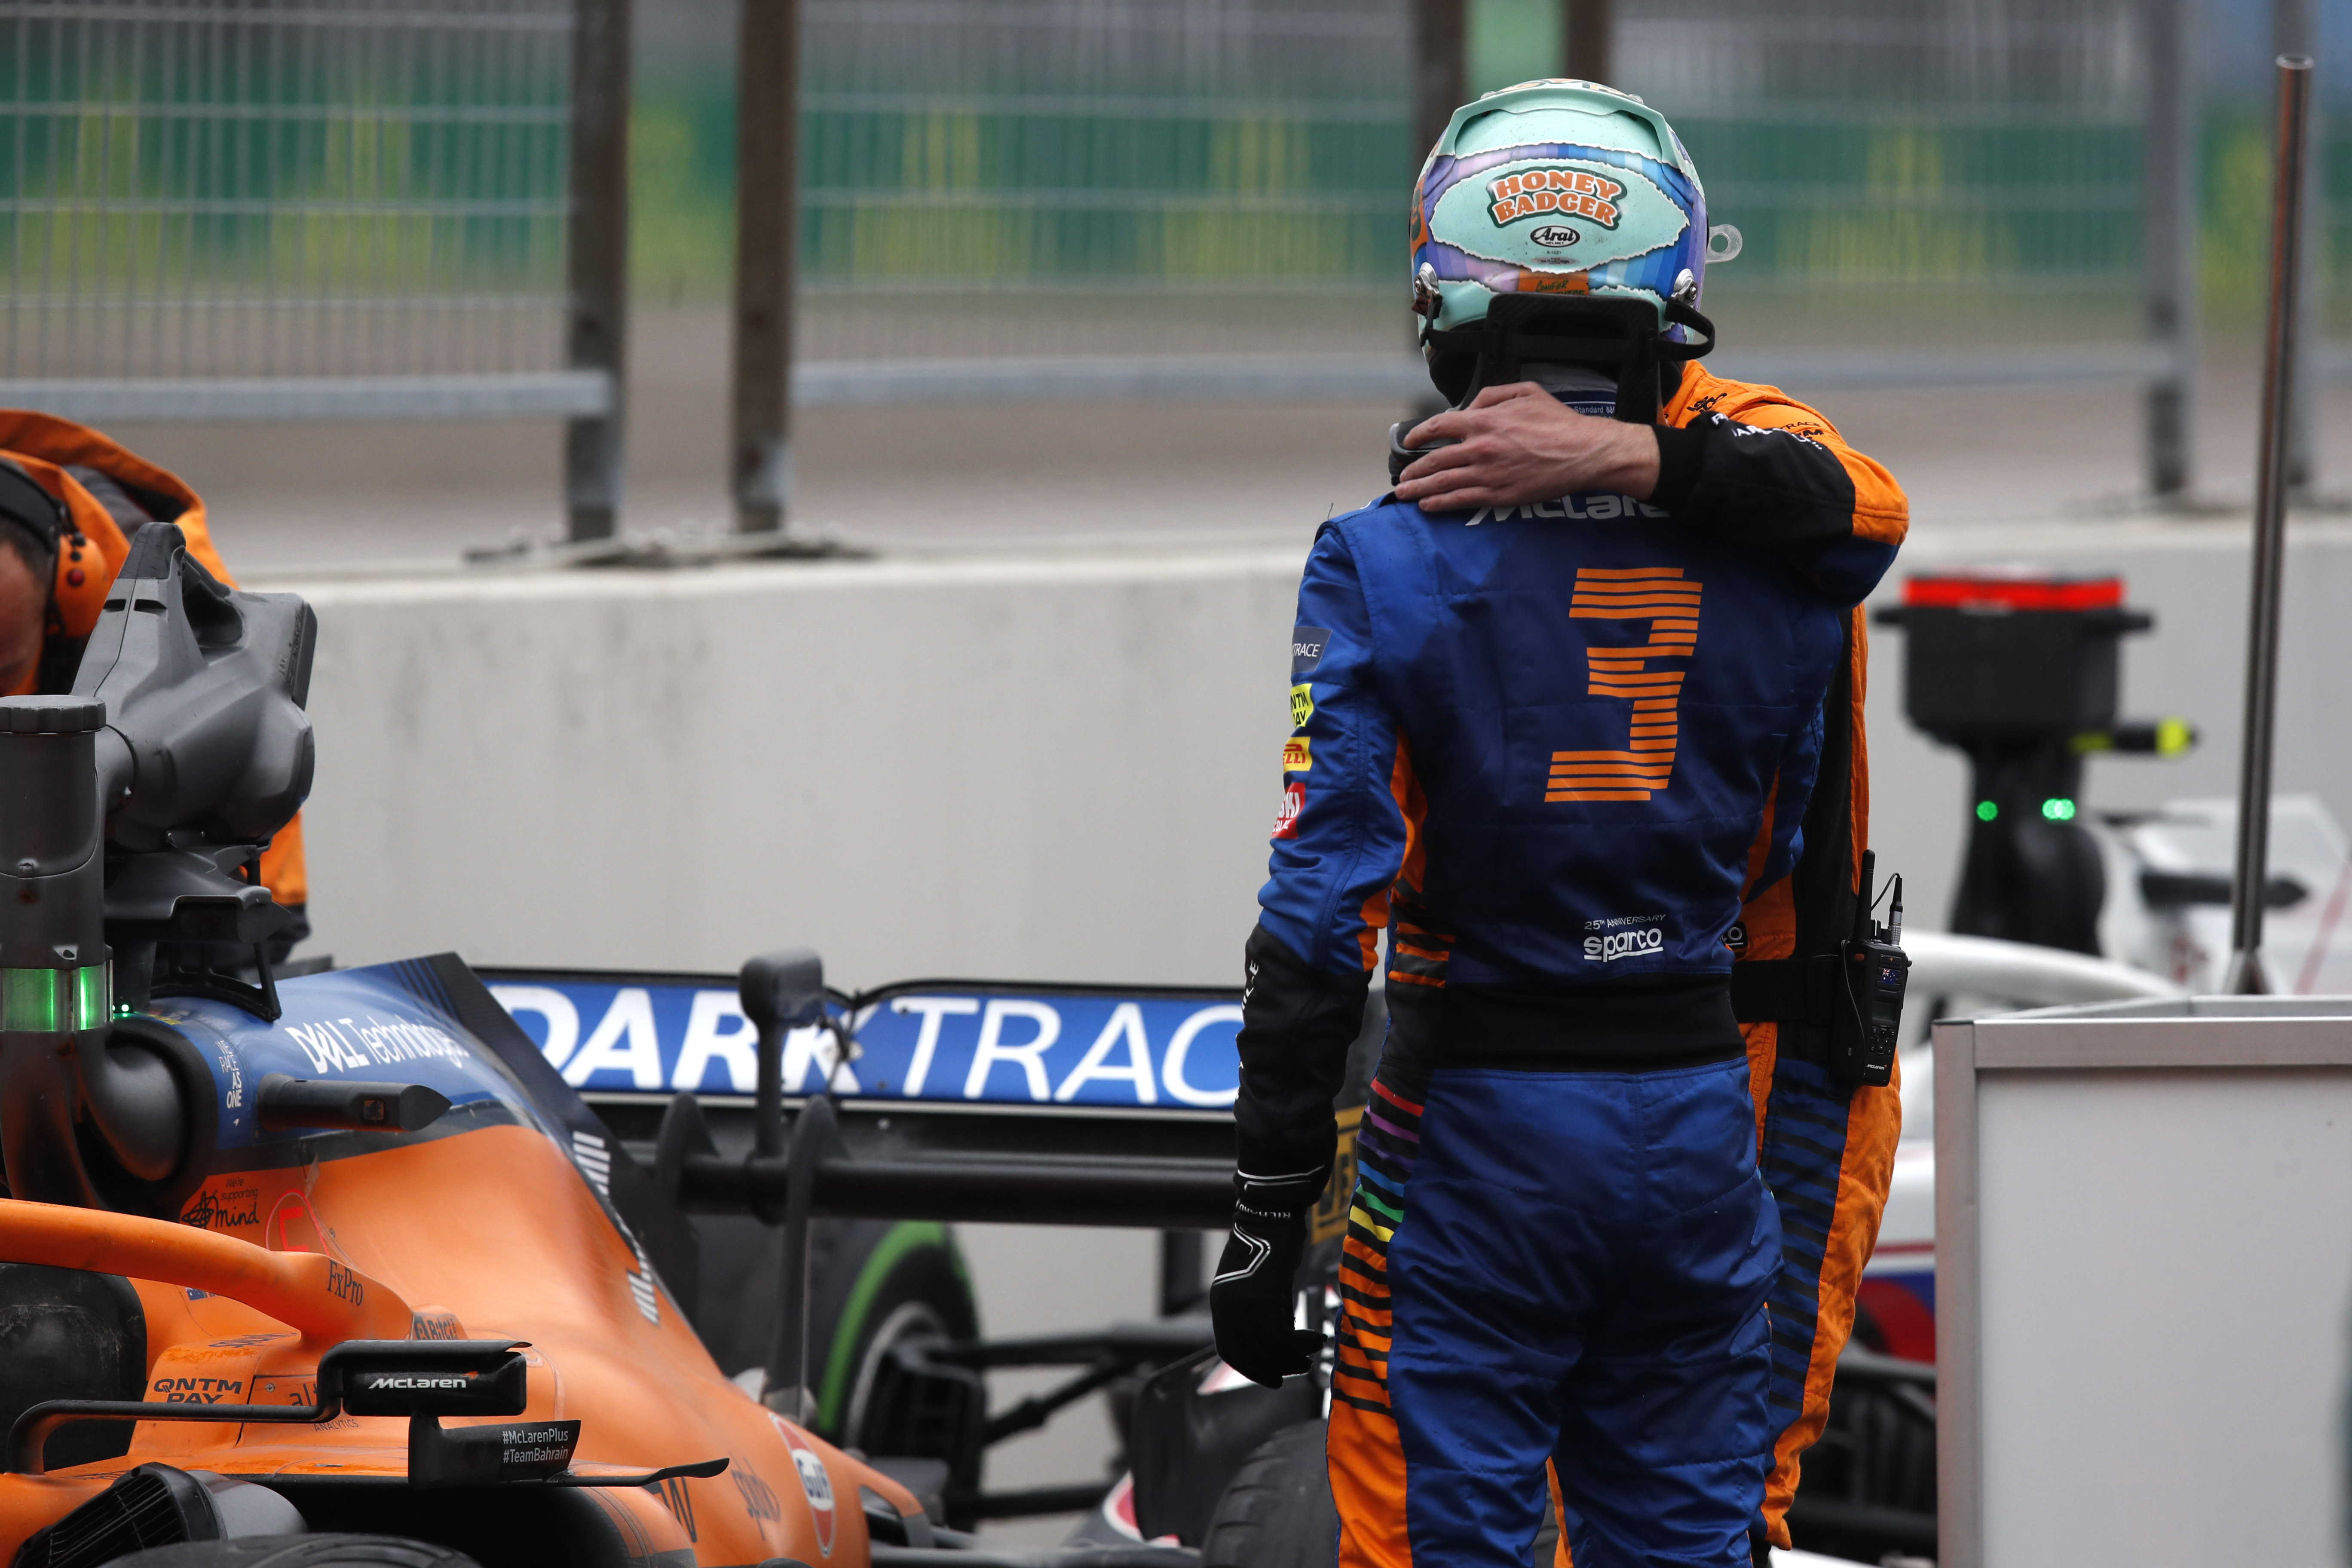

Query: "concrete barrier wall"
left=290, top=549, right=1305, bottom=985
left=278, top=517, right=2352, bottom=986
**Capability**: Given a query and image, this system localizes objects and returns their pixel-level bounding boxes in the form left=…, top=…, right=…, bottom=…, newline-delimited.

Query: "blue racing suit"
left=1229, top=364, right=1906, bottom=1568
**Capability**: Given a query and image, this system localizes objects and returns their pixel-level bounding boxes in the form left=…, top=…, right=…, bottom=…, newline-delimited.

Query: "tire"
left=0, top=1262, right=146, bottom=1469
left=811, top=1219, right=979, bottom=1451
left=692, top=1216, right=979, bottom=1443
left=1200, top=1421, right=1338, bottom=1568
left=103, top=1536, right=481, bottom=1568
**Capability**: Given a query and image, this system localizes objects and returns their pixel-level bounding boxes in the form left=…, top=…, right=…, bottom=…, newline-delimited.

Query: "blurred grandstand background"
left=3, top=0, right=2349, bottom=555
left=640, top=0, right=2335, bottom=355
left=1, top=0, right=579, bottom=389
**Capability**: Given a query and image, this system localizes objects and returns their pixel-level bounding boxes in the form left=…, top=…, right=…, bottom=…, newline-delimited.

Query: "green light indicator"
left=2042, top=797, right=2077, bottom=821
left=74, top=964, right=110, bottom=1029
left=0, top=968, right=52, bottom=1031
left=1975, top=800, right=1999, bottom=822
left=0, top=964, right=113, bottom=1032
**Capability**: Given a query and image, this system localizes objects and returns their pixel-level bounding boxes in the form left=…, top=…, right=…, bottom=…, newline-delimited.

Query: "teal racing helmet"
left=1410, top=80, right=1722, bottom=419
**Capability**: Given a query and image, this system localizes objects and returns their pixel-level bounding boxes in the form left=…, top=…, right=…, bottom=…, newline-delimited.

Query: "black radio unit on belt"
left=1830, top=851, right=1908, bottom=1088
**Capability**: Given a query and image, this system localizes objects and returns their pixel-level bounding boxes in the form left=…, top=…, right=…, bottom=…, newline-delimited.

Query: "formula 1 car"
left=0, top=529, right=1246, bottom=1568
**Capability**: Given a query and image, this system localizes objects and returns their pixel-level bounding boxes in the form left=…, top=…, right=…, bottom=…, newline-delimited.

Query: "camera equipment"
left=1874, top=569, right=2192, bottom=954
left=0, top=523, right=315, bottom=1208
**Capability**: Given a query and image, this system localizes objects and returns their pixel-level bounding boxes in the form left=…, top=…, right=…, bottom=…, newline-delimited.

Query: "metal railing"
left=729, top=0, right=2256, bottom=528
left=11, top=0, right=2348, bottom=541
left=0, top=0, right=628, bottom=537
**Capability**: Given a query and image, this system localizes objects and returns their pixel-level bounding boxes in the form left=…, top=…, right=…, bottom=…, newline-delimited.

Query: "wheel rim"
left=844, top=1297, right=951, bottom=1447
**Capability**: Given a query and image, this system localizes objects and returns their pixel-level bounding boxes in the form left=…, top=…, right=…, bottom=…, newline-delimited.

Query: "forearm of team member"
left=1393, top=382, right=1661, bottom=512
left=1393, top=380, right=1908, bottom=606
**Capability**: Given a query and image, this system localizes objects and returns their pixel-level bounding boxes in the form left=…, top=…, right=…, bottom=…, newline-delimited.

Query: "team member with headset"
left=0, top=412, right=309, bottom=954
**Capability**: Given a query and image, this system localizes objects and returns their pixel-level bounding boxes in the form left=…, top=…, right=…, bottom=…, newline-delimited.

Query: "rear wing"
left=472, top=968, right=1328, bottom=1233
left=477, top=968, right=1243, bottom=1116
left=470, top=959, right=1379, bottom=1420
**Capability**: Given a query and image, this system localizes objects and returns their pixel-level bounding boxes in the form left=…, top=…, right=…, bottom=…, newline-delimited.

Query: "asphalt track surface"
left=99, top=308, right=2352, bottom=579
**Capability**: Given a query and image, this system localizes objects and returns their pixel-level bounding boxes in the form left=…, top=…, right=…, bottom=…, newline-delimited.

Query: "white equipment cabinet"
left=1935, top=996, right=2352, bottom=1567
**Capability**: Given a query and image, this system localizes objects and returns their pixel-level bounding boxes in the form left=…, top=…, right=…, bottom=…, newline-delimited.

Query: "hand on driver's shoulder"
left=1392, top=381, right=1657, bottom=514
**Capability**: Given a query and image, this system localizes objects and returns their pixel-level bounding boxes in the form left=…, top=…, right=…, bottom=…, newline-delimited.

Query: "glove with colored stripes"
left=1209, top=1166, right=1327, bottom=1389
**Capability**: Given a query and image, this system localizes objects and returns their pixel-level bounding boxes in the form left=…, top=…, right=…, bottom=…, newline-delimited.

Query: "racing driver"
left=0, top=410, right=310, bottom=957
left=1209, top=80, right=1908, bottom=1566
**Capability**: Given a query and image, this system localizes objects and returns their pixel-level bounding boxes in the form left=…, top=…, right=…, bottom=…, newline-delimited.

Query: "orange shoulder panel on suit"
left=1660, top=366, right=1909, bottom=548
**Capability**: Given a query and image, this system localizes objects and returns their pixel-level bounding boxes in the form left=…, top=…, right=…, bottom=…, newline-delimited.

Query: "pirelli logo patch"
left=1549, top=566, right=1702, bottom=803
left=1282, top=736, right=1311, bottom=772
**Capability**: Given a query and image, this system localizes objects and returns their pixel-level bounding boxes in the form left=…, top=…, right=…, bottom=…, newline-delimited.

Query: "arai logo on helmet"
left=1529, top=224, right=1580, bottom=248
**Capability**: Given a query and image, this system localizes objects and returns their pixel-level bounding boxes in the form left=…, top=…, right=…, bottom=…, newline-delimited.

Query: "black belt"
left=1385, top=975, right=1743, bottom=1073
left=1727, top=955, right=1841, bottom=1025
left=1727, top=955, right=1839, bottom=1063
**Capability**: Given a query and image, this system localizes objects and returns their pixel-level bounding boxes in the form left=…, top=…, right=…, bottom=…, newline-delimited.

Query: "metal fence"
left=5, top=0, right=563, bottom=378
left=1623, top=1, right=2147, bottom=312
left=7, top=0, right=2349, bottom=531
left=749, top=0, right=2334, bottom=505
left=778, top=0, right=2162, bottom=364
left=757, top=0, right=2187, bottom=390
left=0, top=0, right=622, bottom=474
left=788, top=0, right=1415, bottom=379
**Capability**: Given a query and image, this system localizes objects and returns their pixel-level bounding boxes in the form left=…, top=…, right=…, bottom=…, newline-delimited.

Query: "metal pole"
left=1565, top=0, right=1612, bottom=86
left=2274, top=0, right=2321, bottom=493
left=732, top=0, right=800, bottom=535
left=2144, top=0, right=2198, bottom=499
left=2226, top=54, right=2314, bottom=995
left=765, top=1094, right=835, bottom=1420
left=1413, top=0, right=1467, bottom=172
left=564, top=0, right=632, bottom=542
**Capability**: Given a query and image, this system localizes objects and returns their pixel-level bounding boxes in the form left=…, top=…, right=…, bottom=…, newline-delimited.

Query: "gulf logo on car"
left=775, top=1417, right=836, bottom=1556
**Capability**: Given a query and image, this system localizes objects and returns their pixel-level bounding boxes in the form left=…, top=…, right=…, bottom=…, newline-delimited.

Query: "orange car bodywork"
left=0, top=971, right=919, bottom=1566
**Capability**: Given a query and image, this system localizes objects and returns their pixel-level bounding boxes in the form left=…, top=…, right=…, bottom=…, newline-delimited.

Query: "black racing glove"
left=1209, top=1166, right=1327, bottom=1388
